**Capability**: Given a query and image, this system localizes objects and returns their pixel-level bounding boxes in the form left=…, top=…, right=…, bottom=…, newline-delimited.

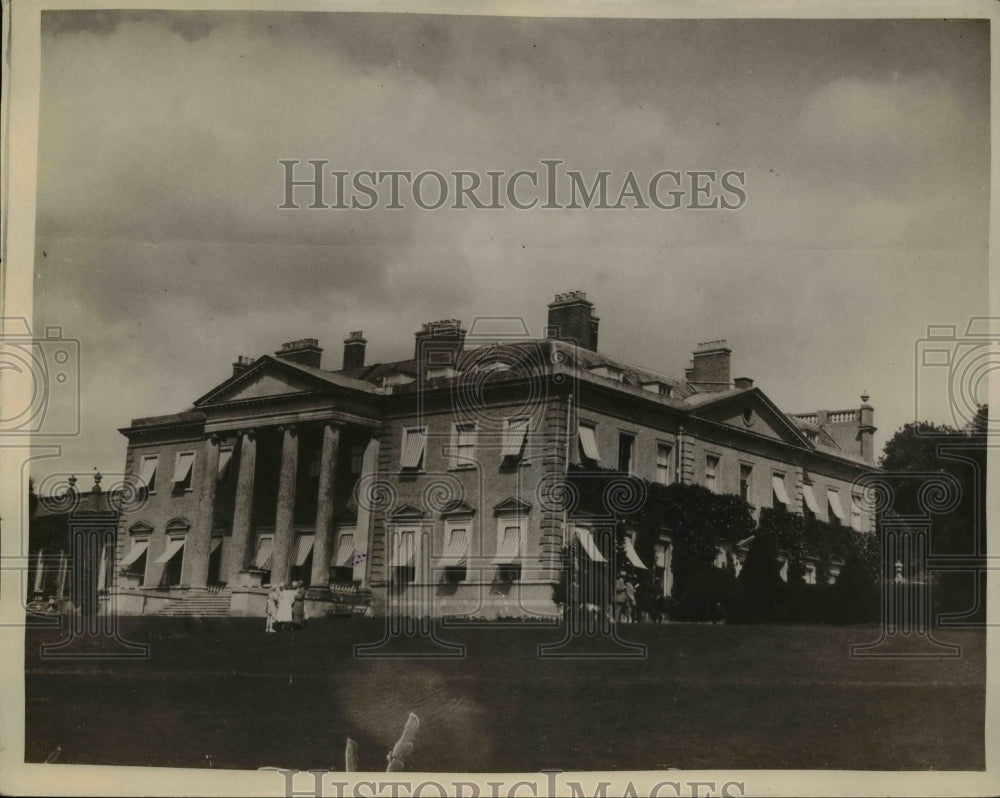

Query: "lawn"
left=24, top=617, right=985, bottom=772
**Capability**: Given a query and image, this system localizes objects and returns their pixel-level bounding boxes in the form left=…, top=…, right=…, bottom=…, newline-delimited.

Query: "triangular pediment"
left=389, top=504, right=426, bottom=520
left=440, top=500, right=476, bottom=516
left=687, top=389, right=811, bottom=448
left=493, top=497, right=532, bottom=515
left=195, top=356, right=330, bottom=407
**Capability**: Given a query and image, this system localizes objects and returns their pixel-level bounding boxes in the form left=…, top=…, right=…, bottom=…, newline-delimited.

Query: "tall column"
left=311, top=424, right=341, bottom=587
left=271, top=425, right=299, bottom=586
left=227, top=429, right=257, bottom=582
left=189, top=434, right=221, bottom=589
left=354, top=435, right=380, bottom=585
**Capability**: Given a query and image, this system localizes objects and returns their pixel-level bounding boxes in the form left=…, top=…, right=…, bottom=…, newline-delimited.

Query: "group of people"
left=614, top=572, right=639, bottom=623
left=265, top=581, right=305, bottom=632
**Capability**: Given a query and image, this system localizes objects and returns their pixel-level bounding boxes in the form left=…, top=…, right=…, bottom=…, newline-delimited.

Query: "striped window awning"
left=574, top=527, right=607, bottom=562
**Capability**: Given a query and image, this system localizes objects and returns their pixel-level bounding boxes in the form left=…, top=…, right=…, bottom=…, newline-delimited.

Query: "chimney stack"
left=275, top=338, right=323, bottom=369
left=734, top=376, right=754, bottom=390
left=232, top=355, right=255, bottom=377
left=343, top=331, right=367, bottom=371
left=546, top=291, right=600, bottom=351
left=685, top=340, right=731, bottom=392
left=414, top=320, right=466, bottom=366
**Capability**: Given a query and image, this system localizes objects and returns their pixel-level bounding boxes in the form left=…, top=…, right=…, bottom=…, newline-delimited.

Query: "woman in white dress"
left=276, top=583, right=294, bottom=631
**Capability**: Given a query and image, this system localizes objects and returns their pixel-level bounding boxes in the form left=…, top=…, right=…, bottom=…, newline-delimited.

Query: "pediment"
left=688, top=390, right=810, bottom=448
left=493, top=497, right=532, bottom=515
left=389, top=504, right=426, bottom=520
left=195, top=357, right=329, bottom=407
left=440, top=500, right=476, bottom=516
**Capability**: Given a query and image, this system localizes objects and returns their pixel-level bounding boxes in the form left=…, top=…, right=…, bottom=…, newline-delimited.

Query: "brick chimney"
left=343, top=331, right=367, bottom=370
left=275, top=338, right=323, bottom=369
left=734, top=376, right=754, bottom=390
left=232, top=355, right=255, bottom=377
left=684, top=340, right=731, bottom=392
left=414, top=320, right=466, bottom=366
left=546, top=291, right=599, bottom=351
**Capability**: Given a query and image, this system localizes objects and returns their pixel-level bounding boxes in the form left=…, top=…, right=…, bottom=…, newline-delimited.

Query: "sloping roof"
left=194, top=354, right=379, bottom=407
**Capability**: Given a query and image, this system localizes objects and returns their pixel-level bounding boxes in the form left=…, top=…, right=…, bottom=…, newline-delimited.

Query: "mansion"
left=110, top=292, right=877, bottom=619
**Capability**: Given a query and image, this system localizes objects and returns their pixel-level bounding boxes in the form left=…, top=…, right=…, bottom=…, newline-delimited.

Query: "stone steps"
left=157, top=591, right=232, bottom=617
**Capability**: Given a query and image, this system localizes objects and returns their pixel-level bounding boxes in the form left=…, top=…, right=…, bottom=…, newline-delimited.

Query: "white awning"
left=292, top=535, right=315, bottom=566
left=253, top=537, right=273, bottom=569
left=500, top=418, right=529, bottom=458
left=210, top=537, right=223, bottom=554
left=827, top=488, right=847, bottom=520
left=578, top=426, right=601, bottom=461
left=120, top=540, right=149, bottom=568
left=172, top=451, right=195, bottom=484
left=138, top=457, right=158, bottom=487
left=154, top=537, right=186, bottom=565
left=400, top=429, right=426, bottom=469
left=492, top=525, right=522, bottom=565
left=217, top=447, right=234, bottom=479
left=801, top=484, right=820, bottom=514
left=574, top=527, right=607, bottom=562
left=440, top=527, right=468, bottom=567
left=332, top=533, right=355, bottom=567
left=623, top=536, right=648, bottom=569
left=772, top=475, right=791, bottom=505
left=390, top=531, right=416, bottom=568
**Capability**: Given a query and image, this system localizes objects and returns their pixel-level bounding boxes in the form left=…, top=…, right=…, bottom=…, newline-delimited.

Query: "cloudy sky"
left=32, top=10, right=989, bottom=480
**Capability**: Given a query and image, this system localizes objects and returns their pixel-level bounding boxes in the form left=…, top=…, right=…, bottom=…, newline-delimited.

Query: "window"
left=171, top=451, right=195, bottom=492
left=739, top=463, right=753, bottom=503
left=440, top=523, right=469, bottom=582
left=851, top=490, right=865, bottom=531
left=349, top=445, right=365, bottom=476
left=705, top=455, right=719, bottom=493
left=801, top=482, right=820, bottom=520
left=389, top=528, right=418, bottom=583
left=772, top=472, right=790, bottom=509
left=218, top=446, right=234, bottom=485
left=492, top=520, right=524, bottom=582
left=137, top=455, right=158, bottom=493
left=400, top=427, right=426, bottom=471
left=252, top=535, right=274, bottom=584
left=449, top=423, right=477, bottom=469
left=500, top=418, right=528, bottom=463
left=330, top=528, right=357, bottom=583
left=578, top=423, right=601, bottom=465
left=617, top=432, right=635, bottom=474
left=656, top=443, right=673, bottom=485
left=120, top=537, right=150, bottom=579
left=290, top=534, right=315, bottom=583
left=827, top=488, right=847, bottom=526
left=155, top=537, right=186, bottom=587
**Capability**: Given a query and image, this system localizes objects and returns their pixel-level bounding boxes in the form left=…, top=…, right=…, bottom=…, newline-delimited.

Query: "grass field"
left=24, top=617, right=985, bottom=772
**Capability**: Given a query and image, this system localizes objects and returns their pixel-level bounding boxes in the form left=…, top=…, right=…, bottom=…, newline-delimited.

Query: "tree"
left=879, top=417, right=987, bottom=622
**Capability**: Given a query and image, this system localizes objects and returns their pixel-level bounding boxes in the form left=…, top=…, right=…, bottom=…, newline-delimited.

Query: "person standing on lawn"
left=265, top=583, right=280, bottom=633
left=614, top=572, right=628, bottom=623
left=276, top=583, right=294, bottom=631
left=624, top=577, right=637, bottom=623
left=292, top=580, right=305, bottom=629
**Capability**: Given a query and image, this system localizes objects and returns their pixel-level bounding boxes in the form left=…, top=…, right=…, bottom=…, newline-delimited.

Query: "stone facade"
left=110, top=292, right=877, bottom=619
